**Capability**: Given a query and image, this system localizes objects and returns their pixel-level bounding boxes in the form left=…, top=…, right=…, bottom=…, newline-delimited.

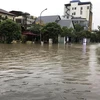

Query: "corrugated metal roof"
left=58, top=20, right=73, bottom=28
left=36, top=15, right=61, bottom=24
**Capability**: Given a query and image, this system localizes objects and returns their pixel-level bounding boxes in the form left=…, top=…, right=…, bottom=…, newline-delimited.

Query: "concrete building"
left=64, top=0, right=93, bottom=31
left=15, top=16, right=34, bottom=25
left=71, top=17, right=89, bottom=30
left=0, top=9, right=15, bottom=20
left=10, top=11, right=35, bottom=29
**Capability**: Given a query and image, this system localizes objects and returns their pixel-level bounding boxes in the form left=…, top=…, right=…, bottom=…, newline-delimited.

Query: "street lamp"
left=40, top=8, right=47, bottom=42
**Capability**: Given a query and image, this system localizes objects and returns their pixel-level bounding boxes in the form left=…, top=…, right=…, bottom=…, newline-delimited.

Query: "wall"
left=0, top=13, right=14, bottom=20
left=64, top=2, right=91, bottom=21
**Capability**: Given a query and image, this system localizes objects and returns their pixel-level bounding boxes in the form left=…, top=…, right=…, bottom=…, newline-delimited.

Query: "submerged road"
left=0, top=43, right=100, bottom=100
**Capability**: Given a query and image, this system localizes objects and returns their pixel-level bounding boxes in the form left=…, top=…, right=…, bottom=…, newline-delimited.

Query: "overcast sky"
left=0, top=0, right=99, bottom=29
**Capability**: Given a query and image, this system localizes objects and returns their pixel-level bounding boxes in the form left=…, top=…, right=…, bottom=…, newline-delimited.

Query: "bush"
left=0, top=19, right=21, bottom=43
left=21, top=35, right=27, bottom=43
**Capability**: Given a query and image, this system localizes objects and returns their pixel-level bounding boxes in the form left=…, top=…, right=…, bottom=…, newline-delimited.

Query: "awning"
left=22, top=31, right=37, bottom=36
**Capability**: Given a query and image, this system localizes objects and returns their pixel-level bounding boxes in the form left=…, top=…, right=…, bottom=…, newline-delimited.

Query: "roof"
left=70, top=0, right=80, bottom=3
left=0, top=9, right=15, bottom=16
left=58, top=20, right=73, bottom=28
left=65, top=4, right=71, bottom=7
left=71, top=0, right=80, bottom=1
left=65, top=1, right=92, bottom=6
left=36, top=15, right=61, bottom=24
left=9, top=10, right=30, bottom=16
left=72, top=17, right=86, bottom=20
left=78, top=2, right=92, bottom=5
left=22, top=31, right=37, bottom=36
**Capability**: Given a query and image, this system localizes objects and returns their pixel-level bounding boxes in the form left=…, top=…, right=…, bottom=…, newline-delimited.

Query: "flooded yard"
left=0, top=43, right=100, bottom=100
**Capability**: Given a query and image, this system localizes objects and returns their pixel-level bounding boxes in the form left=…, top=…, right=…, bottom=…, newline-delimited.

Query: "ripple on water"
left=0, top=44, right=100, bottom=100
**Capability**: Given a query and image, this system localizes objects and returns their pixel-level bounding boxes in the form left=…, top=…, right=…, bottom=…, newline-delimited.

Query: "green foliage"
left=74, top=24, right=84, bottom=32
left=96, top=31, right=100, bottom=42
left=41, top=22, right=62, bottom=43
left=74, top=24, right=89, bottom=42
left=28, top=24, right=41, bottom=34
left=0, top=19, right=21, bottom=43
left=61, top=26, right=75, bottom=37
left=85, top=30, right=91, bottom=38
left=80, top=30, right=91, bottom=39
left=98, top=26, right=100, bottom=31
left=90, top=32, right=97, bottom=42
left=21, top=35, right=27, bottom=43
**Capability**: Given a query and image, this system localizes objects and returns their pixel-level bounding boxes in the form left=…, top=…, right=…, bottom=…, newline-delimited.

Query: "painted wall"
left=15, top=16, right=34, bottom=25
left=0, top=13, right=14, bottom=20
left=64, top=2, right=91, bottom=21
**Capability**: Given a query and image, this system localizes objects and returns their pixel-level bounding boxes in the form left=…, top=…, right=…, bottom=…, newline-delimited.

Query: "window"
left=87, top=6, right=89, bottom=9
left=72, top=12, right=76, bottom=15
left=72, top=7, right=76, bottom=10
left=80, top=11, right=82, bottom=15
left=16, top=19, right=22, bottom=23
left=74, top=12, right=76, bottom=15
left=81, top=7, right=83, bottom=10
left=67, top=16, right=69, bottom=19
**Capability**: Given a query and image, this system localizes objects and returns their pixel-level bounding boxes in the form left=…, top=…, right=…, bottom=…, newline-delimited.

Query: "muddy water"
left=0, top=44, right=100, bottom=100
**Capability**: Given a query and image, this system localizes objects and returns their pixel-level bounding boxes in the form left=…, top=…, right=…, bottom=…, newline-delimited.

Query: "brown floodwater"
left=0, top=43, right=100, bottom=100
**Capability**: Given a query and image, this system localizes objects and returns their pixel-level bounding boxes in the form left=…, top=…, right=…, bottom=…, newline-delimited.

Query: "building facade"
left=0, top=9, right=15, bottom=21
left=71, top=17, right=89, bottom=30
left=10, top=11, right=35, bottom=29
left=64, top=0, right=93, bottom=31
left=15, top=16, right=34, bottom=25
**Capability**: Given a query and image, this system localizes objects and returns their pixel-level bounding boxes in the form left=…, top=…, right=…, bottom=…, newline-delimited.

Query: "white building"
left=64, top=0, right=92, bottom=31
left=15, top=16, right=34, bottom=25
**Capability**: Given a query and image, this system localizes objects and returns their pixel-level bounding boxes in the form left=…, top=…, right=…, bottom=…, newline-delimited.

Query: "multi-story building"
left=15, top=16, right=35, bottom=25
left=64, top=0, right=93, bottom=31
left=10, top=11, right=35, bottom=29
left=0, top=9, right=15, bottom=21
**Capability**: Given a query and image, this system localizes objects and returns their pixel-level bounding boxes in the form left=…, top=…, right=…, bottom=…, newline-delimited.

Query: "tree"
left=79, top=30, right=91, bottom=39
left=0, top=19, right=21, bottom=43
left=28, top=24, right=41, bottom=35
left=61, top=26, right=75, bottom=37
left=74, top=24, right=84, bottom=42
left=90, top=32, right=97, bottom=42
left=96, top=31, right=100, bottom=42
left=98, top=26, right=100, bottom=31
left=74, top=24, right=84, bottom=32
left=41, top=22, right=62, bottom=43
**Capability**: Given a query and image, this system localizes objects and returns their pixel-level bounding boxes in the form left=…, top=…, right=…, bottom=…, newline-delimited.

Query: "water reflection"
left=82, top=44, right=86, bottom=55
left=0, top=44, right=100, bottom=100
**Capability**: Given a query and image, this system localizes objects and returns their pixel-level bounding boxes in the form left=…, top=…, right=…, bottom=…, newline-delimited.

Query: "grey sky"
left=0, top=0, right=99, bottom=29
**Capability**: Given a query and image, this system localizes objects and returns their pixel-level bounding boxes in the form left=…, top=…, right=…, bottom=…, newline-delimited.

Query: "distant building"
left=15, top=16, right=34, bottom=25
left=36, top=15, right=74, bottom=29
left=0, top=9, right=15, bottom=21
left=36, top=15, right=61, bottom=25
left=58, top=20, right=74, bottom=28
left=10, top=11, right=35, bottom=29
left=64, top=0, right=93, bottom=31
left=71, top=17, right=88, bottom=30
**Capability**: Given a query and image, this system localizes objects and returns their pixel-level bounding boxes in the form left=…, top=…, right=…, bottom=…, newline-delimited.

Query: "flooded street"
left=0, top=43, right=100, bottom=100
